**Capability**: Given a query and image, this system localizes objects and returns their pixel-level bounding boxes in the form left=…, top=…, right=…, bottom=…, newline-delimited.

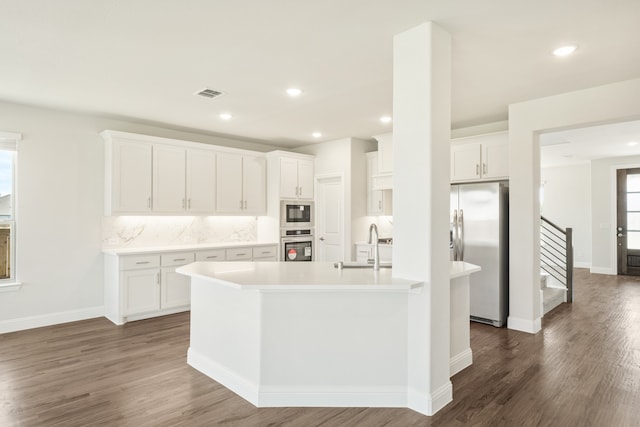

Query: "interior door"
left=617, top=168, right=640, bottom=275
left=316, top=175, right=343, bottom=262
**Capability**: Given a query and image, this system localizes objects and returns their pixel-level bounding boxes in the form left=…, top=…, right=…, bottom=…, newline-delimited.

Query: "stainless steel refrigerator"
left=450, top=181, right=509, bottom=327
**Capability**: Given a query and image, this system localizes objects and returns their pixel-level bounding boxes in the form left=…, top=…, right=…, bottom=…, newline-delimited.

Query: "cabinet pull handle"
left=476, top=164, right=479, bottom=175
left=188, top=198, right=191, bottom=209
left=483, top=163, right=487, bottom=174
left=379, top=200, right=382, bottom=209
left=136, top=261, right=150, bottom=265
left=240, top=200, right=243, bottom=209
left=157, top=272, right=160, bottom=285
left=244, top=200, right=248, bottom=209
left=173, top=258, right=186, bottom=261
left=236, top=253, right=247, bottom=256
left=206, top=256, right=219, bottom=259
left=182, top=198, right=185, bottom=209
left=147, top=197, right=151, bottom=208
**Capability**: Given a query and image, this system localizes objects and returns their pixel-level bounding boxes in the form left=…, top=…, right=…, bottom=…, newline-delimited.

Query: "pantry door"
left=617, top=168, right=640, bottom=275
left=315, top=175, right=344, bottom=262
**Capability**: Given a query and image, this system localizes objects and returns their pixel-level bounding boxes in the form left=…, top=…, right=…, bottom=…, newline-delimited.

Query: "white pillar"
left=392, top=22, right=452, bottom=415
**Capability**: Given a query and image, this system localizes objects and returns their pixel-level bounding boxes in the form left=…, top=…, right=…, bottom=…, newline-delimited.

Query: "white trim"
left=187, top=347, right=260, bottom=406
left=507, top=315, right=542, bottom=334
left=450, top=348, right=473, bottom=376
left=0, top=306, right=104, bottom=334
left=590, top=266, right=616, bottom=275
left=0, top=281, right=22, bottom=293
left=407, top=381, right=453, bottom=416
left=257, top=386, right=407, bottom=408
left=574, top=261, right=591, bottom=269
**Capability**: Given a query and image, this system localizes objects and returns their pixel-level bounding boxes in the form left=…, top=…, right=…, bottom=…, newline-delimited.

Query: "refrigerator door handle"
left=459, top=209, right=464, bottom=261
left=452, top=209, right=459, bottom=261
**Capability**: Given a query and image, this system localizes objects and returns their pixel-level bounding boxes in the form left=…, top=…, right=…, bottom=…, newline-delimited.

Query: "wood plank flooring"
left=1, top=268, right=639, bottom=426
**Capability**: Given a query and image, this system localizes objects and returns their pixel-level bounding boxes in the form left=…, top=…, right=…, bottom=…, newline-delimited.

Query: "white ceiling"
left=540, top=120, right=640, bottom=168
left=1, top=1, right=640, bottom=148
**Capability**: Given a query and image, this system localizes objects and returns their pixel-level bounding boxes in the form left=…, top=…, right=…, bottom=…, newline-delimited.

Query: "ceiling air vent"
left=195, top=88, right=225, bottom=99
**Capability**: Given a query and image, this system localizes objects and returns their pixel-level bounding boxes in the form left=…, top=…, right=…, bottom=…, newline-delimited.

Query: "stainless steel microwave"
left=280, top=200, right=314, bottom=228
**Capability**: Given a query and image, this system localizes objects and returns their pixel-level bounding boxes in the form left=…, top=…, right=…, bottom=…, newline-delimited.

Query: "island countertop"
left=177, top=261, right=424, bottom=291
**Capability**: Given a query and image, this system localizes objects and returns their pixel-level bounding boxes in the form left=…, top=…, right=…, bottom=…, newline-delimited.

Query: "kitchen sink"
left=333, top=261, right=392, bottom=269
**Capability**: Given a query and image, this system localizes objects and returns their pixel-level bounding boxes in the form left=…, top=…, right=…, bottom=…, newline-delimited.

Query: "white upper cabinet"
left=372, top=132, right=393, bottom=190
left=186, top=148, right=216, bottom=213
left=216, top=152, right=266, bottom=214
left=366, top=152, right=391, bottom=215
left=102, top=130, right=264, bottom=216
left=450, top=131, right=508, bottom=182
left=279, top=156, right=314, bottom=199
left=105, top=137, right=153, bottom=215
left=242, top=155, right=267, bottom=214
left=153, top=144, right=187, bottom=213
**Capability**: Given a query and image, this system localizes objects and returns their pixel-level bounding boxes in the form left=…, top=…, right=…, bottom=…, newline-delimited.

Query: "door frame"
left=315, top=173, right=345, bottom=262
left=614, top=166, right=640, bottom=275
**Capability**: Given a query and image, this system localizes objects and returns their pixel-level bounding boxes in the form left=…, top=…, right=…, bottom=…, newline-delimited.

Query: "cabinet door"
left=122, top=269, right=160, bottom=315
left=111, top=140, right=152, bottom=213
left=297, top=159, right=315, bottom=199
left=187, top=148, right=216, bottom=213
left=216, top=152, right=244, bottom=213
left=279, top=157, right=299, bottom=199
left=375, top=133, right=393, bottom=173
left=482, top=139, right=509, bottom=179
left=451, top=142, right=481, bottom=182
left=366, top=152, right=384, bottom=215
left=153, top=144, right=187, bottom=213
left=161, top=267, right=191, bottom=309
left=242, top=155, right=267, bottom=214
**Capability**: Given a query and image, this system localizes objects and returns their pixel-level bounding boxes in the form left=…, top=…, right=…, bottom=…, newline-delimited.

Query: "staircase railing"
left=540, top=216, right=573, bottom=302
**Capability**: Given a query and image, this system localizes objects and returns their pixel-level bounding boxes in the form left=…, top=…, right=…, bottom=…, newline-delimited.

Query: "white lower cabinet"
left=122, top=268, right=161, bottom=315
left=104, top=244, right=277, bottom=324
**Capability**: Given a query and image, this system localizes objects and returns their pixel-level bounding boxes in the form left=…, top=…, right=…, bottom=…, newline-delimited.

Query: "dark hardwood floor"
left=1, top=268, right=639, bottom=426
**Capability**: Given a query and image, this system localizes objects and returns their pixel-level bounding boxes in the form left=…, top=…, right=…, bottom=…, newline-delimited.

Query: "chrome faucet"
left=368, top=223, right=380, bottom=271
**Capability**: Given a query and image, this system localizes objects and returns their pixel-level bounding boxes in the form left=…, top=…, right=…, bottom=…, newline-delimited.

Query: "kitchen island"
left=177, top=261, right=479, bottom=409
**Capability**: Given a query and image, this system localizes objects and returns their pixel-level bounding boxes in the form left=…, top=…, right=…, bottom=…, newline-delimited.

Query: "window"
left=0, top=131, right=19, bottom=285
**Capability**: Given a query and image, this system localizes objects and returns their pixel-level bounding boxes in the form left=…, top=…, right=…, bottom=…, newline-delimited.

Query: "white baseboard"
left=407, top=381, right=453, bottom=416
left=187, top=347, right=260, bottom=406
left=189, top=347, right=433, bottom=411
left=574, top=262, right=591, bottom=269
left=507, top=315, right=542, bottom=334
left=450, top=348, right=473, bottom=376
left=0, top=306, right=104, bottom=334
left=590, top=266, right=616, bottom=275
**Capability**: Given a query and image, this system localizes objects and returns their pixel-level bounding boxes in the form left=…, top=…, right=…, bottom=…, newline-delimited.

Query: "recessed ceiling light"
left=286, top=88, right=302, bottom=97
left=553, top=45, right=578, bottom=57
left=312, top=132, right=322, bottom=138
left=380, top=116, right=392, bottom=124
left=219, top=113, right=232, bottom=120
left=628, top=141, right=639, bottom=146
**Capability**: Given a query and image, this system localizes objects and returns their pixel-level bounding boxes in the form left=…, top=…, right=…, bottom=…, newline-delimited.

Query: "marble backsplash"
left=102, top=216, right=258, bottom=249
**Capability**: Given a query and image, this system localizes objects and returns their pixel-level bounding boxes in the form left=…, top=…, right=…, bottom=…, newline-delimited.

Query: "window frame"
left=0, top=131, right=20, bottom=291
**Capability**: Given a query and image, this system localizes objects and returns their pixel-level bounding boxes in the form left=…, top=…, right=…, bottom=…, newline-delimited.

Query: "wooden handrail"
left=541, top=215, right=566, bottom=234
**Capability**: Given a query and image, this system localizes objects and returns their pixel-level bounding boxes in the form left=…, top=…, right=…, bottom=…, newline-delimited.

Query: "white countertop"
left=177, top=261, right=423, bottom=291
left=449, top=261, right=481, bottom=279
left=102, top=241, right=278, bottom=256
left=177, top=261, right=481, bottom=291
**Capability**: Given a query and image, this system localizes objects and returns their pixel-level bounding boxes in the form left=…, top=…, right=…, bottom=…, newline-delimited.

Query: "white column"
left=392, top=22, right=452, bottom=415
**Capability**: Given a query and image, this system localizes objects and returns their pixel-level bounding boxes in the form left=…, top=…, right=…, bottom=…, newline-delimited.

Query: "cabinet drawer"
left=161, top=252, right=195, bottom=267
left=253, top=246, right=277, bottom=259
left=121, top=254, right=161, bottom=270
left=196, top=249, right=226, bottom=262
left=226, top=248, right=252, bottom=261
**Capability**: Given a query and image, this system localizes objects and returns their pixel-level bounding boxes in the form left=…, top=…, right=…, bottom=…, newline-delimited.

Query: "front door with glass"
left=616, top=168, right=640, bottom=275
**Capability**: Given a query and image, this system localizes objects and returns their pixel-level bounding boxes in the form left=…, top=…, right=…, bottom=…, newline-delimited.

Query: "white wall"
left=590, top=155, right=640, bottom=274
left=509, top=77, right=640, bottom=333
left=296, top=137, right=373, bottom=262
left=541, top=163, right=592, bottom=268
left=0, top=99, right=280, bottom=332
